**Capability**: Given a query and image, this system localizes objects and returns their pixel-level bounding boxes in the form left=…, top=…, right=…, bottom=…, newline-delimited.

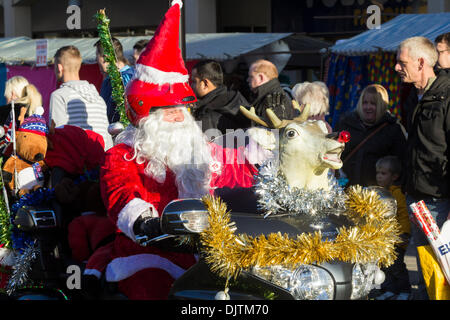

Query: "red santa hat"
left=125, top=0, right=196, bottom=126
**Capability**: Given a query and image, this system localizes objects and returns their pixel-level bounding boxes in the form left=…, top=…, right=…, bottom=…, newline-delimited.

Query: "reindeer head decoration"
left=241, top=102, right=350, bottom=191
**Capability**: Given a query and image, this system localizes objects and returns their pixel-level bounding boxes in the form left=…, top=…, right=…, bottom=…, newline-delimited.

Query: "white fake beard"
left=129, top=108, right=214, bottom=199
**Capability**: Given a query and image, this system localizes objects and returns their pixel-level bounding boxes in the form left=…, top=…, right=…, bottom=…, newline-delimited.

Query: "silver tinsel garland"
left=6, top=241, right=38, bottom=295
left=254, top=160, right=347, bottom=219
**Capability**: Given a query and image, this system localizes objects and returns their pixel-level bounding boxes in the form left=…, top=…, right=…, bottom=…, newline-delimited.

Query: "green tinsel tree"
left=0, top=159, right=12, bottom=249
left=95, top=9, right=130, bottom=126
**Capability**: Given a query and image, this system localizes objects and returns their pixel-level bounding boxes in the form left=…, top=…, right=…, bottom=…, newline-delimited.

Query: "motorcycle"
left=1, top=199, right=74, bottom=300
left=0, top=125, right=390, bottom=300
left=0, top=167, right=116, bottom=300
left=135, top=185, right=389, bottom=301
left=5, top=193, right=387, bottom=301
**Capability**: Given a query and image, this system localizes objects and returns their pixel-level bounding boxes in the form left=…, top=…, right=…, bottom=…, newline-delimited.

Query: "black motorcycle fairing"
left=169, top=259, right=294, bottom=300
left=214, top=187, right=260, bottom=214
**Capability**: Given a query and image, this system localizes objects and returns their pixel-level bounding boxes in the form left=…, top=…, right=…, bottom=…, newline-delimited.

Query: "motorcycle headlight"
left=351, top=262, right=380, bottom=299
left=252, top=265, right=334, bottom=300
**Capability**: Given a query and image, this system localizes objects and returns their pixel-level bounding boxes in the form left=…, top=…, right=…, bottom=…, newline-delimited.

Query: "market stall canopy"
left=330, top=13, right=450, bottom=56
left=186, top=33, right=293, bottom=61
left=0, top=33, right=293, bottom=65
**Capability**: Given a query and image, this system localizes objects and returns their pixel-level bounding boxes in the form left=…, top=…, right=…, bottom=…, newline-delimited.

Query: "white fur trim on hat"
left=105, top=253, right=186, bottom=282
left=34, top=106, right=45, bottom=116
left=134, top=63, right=189, bottom=85
left=117, top=198, right=158, bottom=241
left=171, top=0, right=183, bottom=8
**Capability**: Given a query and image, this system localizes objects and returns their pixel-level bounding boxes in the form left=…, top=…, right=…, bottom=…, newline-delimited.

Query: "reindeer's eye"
left=285, top=129, right=298, bottom=139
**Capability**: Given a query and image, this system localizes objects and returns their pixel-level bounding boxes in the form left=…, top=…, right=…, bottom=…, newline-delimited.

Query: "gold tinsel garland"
left=199, top=185, right=401, bottom=280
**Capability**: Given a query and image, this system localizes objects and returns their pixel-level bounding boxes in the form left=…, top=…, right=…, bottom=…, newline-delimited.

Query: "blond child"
left=15, top=84, right=45, bottom=124
left=374, top=155, right=411, bottom=299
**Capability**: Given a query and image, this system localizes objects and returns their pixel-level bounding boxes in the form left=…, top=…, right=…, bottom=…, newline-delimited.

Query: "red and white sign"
left=410, top=201, right=450, bottom=285
left=36, top=39, right=48, bottom=67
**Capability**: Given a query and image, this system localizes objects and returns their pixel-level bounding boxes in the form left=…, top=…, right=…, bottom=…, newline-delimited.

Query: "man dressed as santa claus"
left=98, top=0, right=257, bottom=300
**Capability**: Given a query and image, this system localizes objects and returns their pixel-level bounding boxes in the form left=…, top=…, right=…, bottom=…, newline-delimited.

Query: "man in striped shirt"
left=50, top=46, right=113, bottom=150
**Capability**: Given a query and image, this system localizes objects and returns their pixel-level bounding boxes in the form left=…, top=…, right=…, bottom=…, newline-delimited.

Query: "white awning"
left=330, top=13, right=450, bottom=56
left=0, top=33, right=293, bottom=65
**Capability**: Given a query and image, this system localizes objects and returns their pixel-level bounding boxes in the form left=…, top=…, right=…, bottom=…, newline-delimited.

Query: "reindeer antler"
left=292, top=102, right=310, bottom=122
left=292, top=99, right=302, bottom=111
left=239, top=106, right=270, bottom=127
left=240, top=101, right=310, bottom=129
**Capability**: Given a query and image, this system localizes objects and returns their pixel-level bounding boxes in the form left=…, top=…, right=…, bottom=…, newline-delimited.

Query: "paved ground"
left=404, top=240, right=430, bottom=300
left=405, top=241, right=420, bottom=297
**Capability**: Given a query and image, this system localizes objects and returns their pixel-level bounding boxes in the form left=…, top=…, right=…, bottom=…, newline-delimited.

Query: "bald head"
left=247, top=59, right=278, bottom=91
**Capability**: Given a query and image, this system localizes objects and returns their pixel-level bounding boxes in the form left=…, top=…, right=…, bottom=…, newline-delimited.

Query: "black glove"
left=81, top=274, right=102, bottom=298
left=265, top=92, right=287, bottom=119
left=133, top=215, right=162, bottom=239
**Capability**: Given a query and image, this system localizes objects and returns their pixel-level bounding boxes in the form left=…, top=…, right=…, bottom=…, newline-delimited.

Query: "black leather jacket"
left=193, top=85, right=251, bottom=134
left=249, top=78, right=296, bottom=124
left=404, top=74, right=450, bottom=199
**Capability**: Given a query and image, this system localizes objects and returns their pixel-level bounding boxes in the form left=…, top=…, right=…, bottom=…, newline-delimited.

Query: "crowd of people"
left=0, top=0, right=448, bottom=300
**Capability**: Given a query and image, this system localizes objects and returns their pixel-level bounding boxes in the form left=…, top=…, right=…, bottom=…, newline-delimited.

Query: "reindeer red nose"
left=338, top=131, right=351, bottom=143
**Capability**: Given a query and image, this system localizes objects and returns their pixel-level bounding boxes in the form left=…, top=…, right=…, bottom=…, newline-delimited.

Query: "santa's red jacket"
left=95, top=141, right=257, bottom=299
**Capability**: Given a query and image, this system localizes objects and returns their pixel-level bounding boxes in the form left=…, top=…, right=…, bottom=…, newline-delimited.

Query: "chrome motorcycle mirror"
left=160, top=198, right=210, bottom=235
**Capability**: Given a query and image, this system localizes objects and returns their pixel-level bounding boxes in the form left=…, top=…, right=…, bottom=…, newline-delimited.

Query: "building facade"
left=0, top=0, right=448, bottom=87
left=0, top=0, right=448, bottom=39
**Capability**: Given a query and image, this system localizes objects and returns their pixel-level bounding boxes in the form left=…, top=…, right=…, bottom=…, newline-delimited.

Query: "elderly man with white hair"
left=396, top=36, right=450, bottom=300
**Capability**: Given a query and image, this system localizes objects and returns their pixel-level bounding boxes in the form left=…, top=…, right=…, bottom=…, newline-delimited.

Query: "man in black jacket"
left=247, top=59, right=296, bottom=125
left=395, top=36, right=450, bottom=299
left=191, top=60, right=250, bottom=135
left=403, top=33, right=450, bottom=134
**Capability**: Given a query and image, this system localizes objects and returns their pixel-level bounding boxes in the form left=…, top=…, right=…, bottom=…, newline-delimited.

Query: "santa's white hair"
left=118, top=107, right=214, bottom=199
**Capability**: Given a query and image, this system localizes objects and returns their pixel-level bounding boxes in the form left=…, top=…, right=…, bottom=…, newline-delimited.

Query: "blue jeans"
left=406, top=195, right=450, bottom=299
